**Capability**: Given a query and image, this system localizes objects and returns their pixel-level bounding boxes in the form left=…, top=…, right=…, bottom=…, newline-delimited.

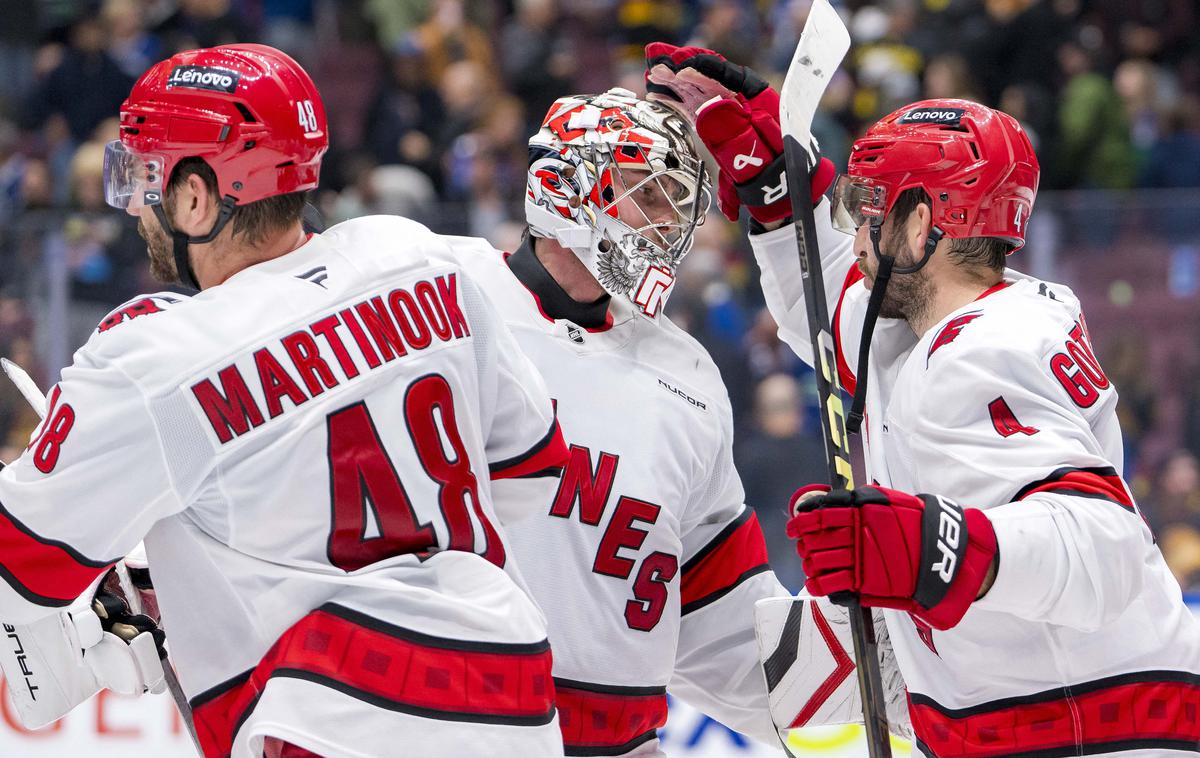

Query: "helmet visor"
left=830, top=175, right=888, bottom=235
left=103, top=140, right=166, bottom=210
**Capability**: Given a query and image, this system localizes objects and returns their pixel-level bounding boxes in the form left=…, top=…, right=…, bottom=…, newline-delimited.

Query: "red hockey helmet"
left=104, top=43, right=327, bottom=212
left=830, top=99, right=1039, bottom=250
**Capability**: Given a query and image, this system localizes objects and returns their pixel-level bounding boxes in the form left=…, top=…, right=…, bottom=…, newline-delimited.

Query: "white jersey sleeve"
left=669, top=394, right=788, bottom=745
left=905, top=332, right=1149, bottom=631
left=0, top=338, right=184, bottom=623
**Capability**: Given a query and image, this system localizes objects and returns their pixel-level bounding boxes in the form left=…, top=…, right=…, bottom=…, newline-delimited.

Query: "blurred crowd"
left=0, top=0, right=1199, bottom=591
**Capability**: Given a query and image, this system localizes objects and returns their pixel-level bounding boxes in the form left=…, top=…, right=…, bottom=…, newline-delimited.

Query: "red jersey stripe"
left=489, top=418, right=570, bottom=480
left=191, top=604, right=555, bottom=758
left=1015, top=466, right=1135, bottom=513
left=974, top=281, right=1011, bottom=301
left=831, top=264, right=865, bottom=396
left=0, top=500, right=115, bottom=606
left=909, top=670, right=1200, bottom=758
left=680, top=509, right=770, bottom=615
left=553, top=678, right=667, bottom=756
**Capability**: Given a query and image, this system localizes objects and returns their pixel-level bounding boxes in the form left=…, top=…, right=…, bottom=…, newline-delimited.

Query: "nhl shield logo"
left=566, top=324, right=585, bottom=344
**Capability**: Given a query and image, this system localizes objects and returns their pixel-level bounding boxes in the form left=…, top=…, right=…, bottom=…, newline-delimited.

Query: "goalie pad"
left=0, top=598, right=101, bottom=729
left=0, top=574, right=166, bottom=729
left=754, top=595, right=911, bottom=741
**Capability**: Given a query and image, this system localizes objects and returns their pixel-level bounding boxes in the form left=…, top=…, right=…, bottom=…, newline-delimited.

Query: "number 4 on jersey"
left=988, top=396, right=1038, bottom=438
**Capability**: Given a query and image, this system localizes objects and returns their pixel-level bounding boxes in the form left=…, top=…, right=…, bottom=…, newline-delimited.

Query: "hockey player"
left=427, top=84, right=914, bottom=756
left=0, top=45, right=570, bottom=758
left=420, top=88, right=795, bottom=756
left=648, top=44, right=1200, bottom=756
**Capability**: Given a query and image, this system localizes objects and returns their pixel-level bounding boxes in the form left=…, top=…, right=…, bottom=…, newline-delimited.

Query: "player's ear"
left=177, top=172, right=218, bottom=236
left=906, top=202, right=933, bottom=257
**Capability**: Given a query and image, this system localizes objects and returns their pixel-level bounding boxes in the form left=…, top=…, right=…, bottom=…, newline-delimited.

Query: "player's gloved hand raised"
left=644, top=43, right=834, bottom=225
left=786, top=484, right=999, bottom=631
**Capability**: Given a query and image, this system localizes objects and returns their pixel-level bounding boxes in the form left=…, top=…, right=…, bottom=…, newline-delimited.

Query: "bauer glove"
left=787, top=484, right=999, bottom=631
left=644, top=42, right=834, bottom=225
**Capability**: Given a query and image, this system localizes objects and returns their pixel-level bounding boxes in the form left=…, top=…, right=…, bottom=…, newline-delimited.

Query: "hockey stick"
left=777, top=2, right=893, bottom=755
left=1, top=358, right=203, bottom=757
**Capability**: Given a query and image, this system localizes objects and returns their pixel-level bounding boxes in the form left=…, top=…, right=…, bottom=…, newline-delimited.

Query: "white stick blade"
left=1, top=358, right=48, bottom=419
left=779, top=0, right=852, bottom=147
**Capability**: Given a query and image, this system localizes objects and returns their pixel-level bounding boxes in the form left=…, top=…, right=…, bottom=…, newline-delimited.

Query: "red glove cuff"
left=913, top=507, right=997, bottom=630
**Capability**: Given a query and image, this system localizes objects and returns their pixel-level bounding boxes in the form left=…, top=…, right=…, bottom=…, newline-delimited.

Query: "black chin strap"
left=152, top=196, right=238, bottom=291
left=845, top=223, right=944, bottom=435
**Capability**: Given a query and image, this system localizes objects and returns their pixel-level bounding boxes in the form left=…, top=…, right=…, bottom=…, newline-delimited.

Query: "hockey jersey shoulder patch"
left=926, top=311, right=983, bottom=366
left=97, top=293, right=184, bottom=334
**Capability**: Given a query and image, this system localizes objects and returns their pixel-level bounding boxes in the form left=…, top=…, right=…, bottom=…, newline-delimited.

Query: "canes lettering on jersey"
left=548, top=445, right=674, bottom=632
left=191, top=274, right=471, bottom=444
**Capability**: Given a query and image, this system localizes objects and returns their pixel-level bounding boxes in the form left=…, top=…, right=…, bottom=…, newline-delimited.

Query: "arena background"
left=0, top=0, right=1198, bottom=754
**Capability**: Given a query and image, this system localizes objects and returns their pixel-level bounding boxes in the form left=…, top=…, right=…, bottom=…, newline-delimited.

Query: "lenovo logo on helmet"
left=167, top=65, right=240, bottom=94
left=898, top=107, right=964, bottom=126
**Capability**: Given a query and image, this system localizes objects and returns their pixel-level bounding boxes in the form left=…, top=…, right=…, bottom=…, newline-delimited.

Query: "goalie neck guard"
left=524, top=88, right=712, bottom=320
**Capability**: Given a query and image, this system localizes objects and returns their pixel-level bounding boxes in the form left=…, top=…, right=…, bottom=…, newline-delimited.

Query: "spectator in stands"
left=1115, top=58, right=1169, bottom=161
left=155, top=0, right=253, bottom=53
left=1087, top=0, right=1196, bottom=66
left=847, top=0, right=923, bottom=123
left=499, top=0, right=577, bottom=137
left=1146, top=450, right=1200, bottom=535
left=362, top=40, right=445, bottom=187
left=0, top=329, right=40, bottom=458
left=437, top=60, right=495, bottom=196
left=734, top=374, right=827, bottom=590
left=687, top=0, right=760, bottom=72
left=0, top=119, right=24, bottom=226
left=0, top=0, right=39, bottom=115
left=1102, top=332, right=1160, bottom=478
left=923, top=53, right=983, bottom=102
left=963, top=0, right=1069, bottom=106
left=1148, top=450, right=1200, bottom=591
left=1053, top=33, right=1137, bottom=190
left=412, top=0, right=494, bottom=83
left=1140, top=95, right=1200, bottom=190
left=53, top=139, right=144, bottom=339
left=103, top=0, right=163, bottom=80
left=613, top=0, right=685, bottom=63
left=261, top=0, right=318, bottom=67
left=329, top=153, right=436, bottom=227
left=26, top=14, right=134, bottom=146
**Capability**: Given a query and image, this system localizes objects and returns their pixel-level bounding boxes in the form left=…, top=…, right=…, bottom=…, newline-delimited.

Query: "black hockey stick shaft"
left=782, top=134, right=893, bottom=757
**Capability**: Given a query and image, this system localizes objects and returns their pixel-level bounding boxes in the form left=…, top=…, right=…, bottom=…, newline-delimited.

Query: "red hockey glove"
left=786, top=485, right=999, bottom=631
left=644, top=42, right=834, bottom=224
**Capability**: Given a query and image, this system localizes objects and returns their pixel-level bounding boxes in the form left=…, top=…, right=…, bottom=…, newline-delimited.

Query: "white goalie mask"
left=524, top=88, right=712, bottom=320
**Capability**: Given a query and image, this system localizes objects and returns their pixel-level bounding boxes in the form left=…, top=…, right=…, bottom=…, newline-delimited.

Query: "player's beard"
left=137, top=214, right=179, bottom=283
left=863, top=223, right=935, bottom=324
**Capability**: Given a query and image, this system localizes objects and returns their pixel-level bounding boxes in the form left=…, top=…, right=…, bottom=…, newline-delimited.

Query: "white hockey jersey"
left=0, top=216, right=570, bottom=758
left=750, top=203, right=1200, bottom=757
left=437, top=235, right=789, bottom=756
